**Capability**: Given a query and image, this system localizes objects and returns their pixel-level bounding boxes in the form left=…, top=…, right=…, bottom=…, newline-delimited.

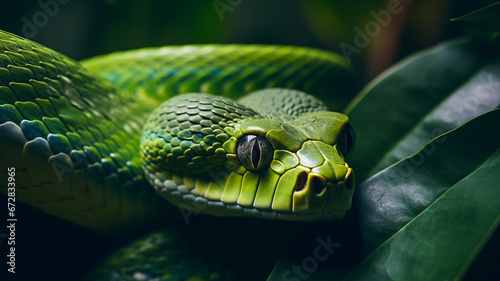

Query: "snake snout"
left=311, top=174, right=327, bottom=195
left=290, top=163, right=354, bottom=218
left=293, top=172, right=326, bottom=195
left=293, top=172, right=327, bottom=195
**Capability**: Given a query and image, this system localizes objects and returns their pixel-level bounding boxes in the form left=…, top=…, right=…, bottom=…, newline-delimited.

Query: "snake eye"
left=236, top=135, right=274, bottom=172
left=337, top=124, right=355, bottom=157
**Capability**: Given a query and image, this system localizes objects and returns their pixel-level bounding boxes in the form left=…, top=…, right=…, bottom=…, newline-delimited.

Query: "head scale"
left=141, top=90, right=355, bottom=221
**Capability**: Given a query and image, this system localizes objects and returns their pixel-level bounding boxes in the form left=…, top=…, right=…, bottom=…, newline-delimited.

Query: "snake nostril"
left=294, top=172, right=308, bottom=192
left=312, top=176, right=326, bottom=195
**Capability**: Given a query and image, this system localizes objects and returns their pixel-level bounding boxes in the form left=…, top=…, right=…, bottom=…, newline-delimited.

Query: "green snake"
left=0, top=30, right=355, bottom=279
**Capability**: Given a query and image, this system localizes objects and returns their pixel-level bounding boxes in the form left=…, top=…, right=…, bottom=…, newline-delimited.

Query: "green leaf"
left=344, top=39, right=500, bottom=182
left=451, top=2, right=500, bottom=40
left=347, top=108, right=500, bottom=281
left=269, top=109, right=500, bottom=281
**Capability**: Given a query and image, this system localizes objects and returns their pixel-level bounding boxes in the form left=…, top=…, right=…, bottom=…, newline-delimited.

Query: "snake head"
left=230, top=111, right=355, bottom=220
left=141, top=92, right=355, bottom=221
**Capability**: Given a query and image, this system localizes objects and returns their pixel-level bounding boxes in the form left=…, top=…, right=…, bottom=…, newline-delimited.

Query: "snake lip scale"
left=146, top=169, right=353, bottom=221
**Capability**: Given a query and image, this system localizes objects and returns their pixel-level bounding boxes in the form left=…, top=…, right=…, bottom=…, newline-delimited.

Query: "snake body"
left=0, top=30, right=355, bottom=278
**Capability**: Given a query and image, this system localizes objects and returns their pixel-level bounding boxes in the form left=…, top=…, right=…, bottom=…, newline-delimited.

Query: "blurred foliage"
left=452, top=2, right=500, bottom=40
left=0, top=0, right=497, bottom=81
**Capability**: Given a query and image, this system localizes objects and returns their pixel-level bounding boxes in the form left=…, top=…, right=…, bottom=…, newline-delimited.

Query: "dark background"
left=0, top=0, right=498, bottom=280
left=1, top=0, right=496, bottom=80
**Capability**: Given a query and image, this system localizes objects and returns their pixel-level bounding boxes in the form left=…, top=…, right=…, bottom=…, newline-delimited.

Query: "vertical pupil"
left=251, top=139, right=260, bottom=169
left=236, top=135, right=274, bottom=172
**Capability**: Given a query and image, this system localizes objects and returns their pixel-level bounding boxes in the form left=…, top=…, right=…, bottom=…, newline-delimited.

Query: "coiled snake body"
left=0, top=30, right=355, bottom=279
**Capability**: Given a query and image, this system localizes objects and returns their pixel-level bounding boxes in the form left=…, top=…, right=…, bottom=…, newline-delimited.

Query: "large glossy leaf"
left=344, top=39, right=500, bottom=182
left=269, top=108, right=500, bottom=281
left=269, top=37, right=500, bottom=280
left=348, top=108, right=500, bottom=280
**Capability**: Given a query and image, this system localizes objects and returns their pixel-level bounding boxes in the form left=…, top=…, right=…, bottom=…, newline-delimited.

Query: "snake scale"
left=0, top=29, right=355, bottom=280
